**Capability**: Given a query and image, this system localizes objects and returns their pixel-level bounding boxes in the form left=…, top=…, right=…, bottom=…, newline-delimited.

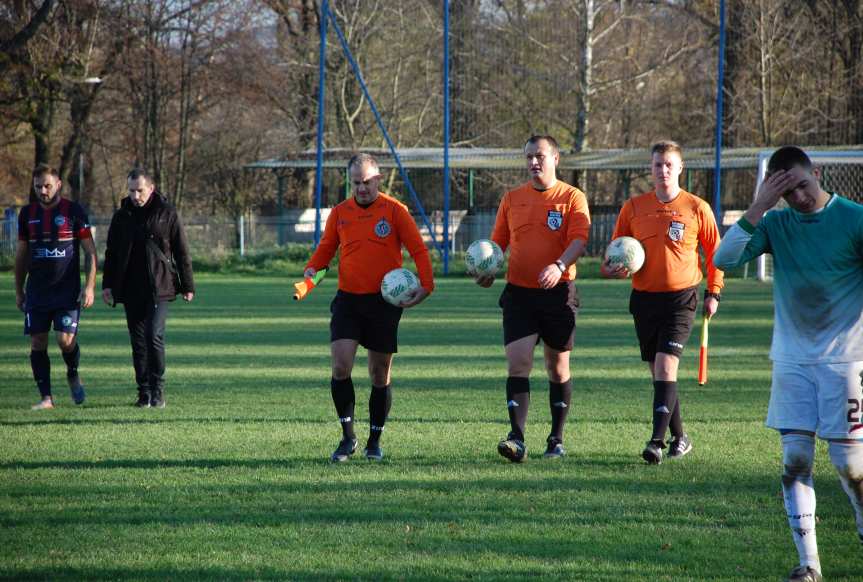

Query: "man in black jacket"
left=102, top=168, right=195, bottom=408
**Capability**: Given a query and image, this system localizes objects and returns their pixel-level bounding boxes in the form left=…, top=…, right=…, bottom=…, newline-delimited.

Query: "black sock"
left=30, top=349, right=51, bottom=398
left=506, top=376, right=530, bottom=441
left=368, top=384, right=392, bottom=445
left=651, top=380, right=678, bottom=443
left=669, top=400, right=684, bottom=438
left=62, top=343, right=80, bottom=379
left=549, top=379, right=572, bottom=442
left=331, top=377, right=356, bottom=440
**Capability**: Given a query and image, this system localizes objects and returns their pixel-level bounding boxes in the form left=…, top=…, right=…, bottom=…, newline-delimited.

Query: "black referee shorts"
left=499, top=282, right=579, bottom=351
left=629, top=287, right=697, bottom=362
left=330, top=290, right=403, bottom=354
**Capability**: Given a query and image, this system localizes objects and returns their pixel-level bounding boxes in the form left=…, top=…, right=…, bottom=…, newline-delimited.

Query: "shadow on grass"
left=0, top=556, right=732, bottom=582
left=0, top=465, right=784, bottom=582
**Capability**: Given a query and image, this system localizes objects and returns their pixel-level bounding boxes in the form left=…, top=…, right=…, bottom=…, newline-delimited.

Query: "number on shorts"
left=849, top=399, right=862, bottom=424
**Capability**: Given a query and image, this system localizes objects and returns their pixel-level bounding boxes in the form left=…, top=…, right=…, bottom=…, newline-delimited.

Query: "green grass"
left=1, top=274, right=861, bottom=581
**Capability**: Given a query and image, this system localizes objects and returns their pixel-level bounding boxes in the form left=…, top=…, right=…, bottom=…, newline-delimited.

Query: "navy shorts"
left=330, top=290, right=403, bottom=354
left=25, top=306, right=81, bottom=335
left=499, top=282, right=579, bottom=351
left=629, top=287, right=697, bottom=362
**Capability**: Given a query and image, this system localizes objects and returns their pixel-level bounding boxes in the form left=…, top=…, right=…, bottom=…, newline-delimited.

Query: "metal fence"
left=1, top=208, right=623, bottom=262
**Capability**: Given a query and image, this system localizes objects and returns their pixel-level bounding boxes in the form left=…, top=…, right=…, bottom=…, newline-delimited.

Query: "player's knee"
left=507, top=360, right=532, bottom=377
left=332, top=361, right=353, bottom=380
left=506, top=351, right=533, bottom=376
left=369, top=364, right=390, bottom=385
left=57, top=335, right=76, bottom=352
left=545, top=363, right=569, bottom=383
left=828, top=440, right=863, bottom=483
left=30, top=334, right=49, bottom=351
left=782, top=433, right=816, bottom=483
left=653, top=353, right=679, bottom=380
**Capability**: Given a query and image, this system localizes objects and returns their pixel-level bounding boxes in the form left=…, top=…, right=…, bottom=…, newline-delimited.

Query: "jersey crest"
left=374, top=218, right=392, bottom=238
left=546, top=210, right=563, bottom=231
left=54, top=215, right=66, bottom=227
left=668, top=220, right=685, bottom=242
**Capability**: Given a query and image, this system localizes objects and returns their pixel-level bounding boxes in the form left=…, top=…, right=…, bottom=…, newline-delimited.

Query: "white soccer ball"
left=605, top=236, right=646, bottom=274
left=380, top=268, right=421, bottom=306
left=465, top=239, right=504, bottom=276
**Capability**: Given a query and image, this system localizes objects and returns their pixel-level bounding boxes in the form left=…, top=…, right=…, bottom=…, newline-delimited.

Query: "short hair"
left=525, top=135, right=560, bottom=155
left=651, top=140, right=683, bottom=158
left=32, top=164, right=60, bottom=180
left=127, top=167, right=155, bottom=186
left=347, top=153, right=379, bottom=173
left=767, top=146, right=812, bottom=175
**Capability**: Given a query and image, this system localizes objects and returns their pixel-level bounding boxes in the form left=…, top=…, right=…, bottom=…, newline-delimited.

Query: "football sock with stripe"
left=549, top=379, right=572, bottom=441
left=827, top=441, right=863, bottom=541
left=506, top=376, right=530, bottom=442
left=368, top=384, right=391, bottom=445
left=62, top=343, right=80, bottom=379
left=330, top=377, right=356, bottom=440
left=650, top=380, right=678, bottom=443
left=669, top=400, right=684, bottom=438
left=30, top=349, right=51, bottom=398
left=782, top=433, right=821, bottom=573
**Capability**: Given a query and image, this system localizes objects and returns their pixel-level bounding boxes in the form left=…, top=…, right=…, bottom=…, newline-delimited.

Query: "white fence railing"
left=1, top=208, right=638, bottom=261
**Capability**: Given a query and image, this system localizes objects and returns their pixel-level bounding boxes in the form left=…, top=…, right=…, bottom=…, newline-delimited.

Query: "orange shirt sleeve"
left=697, top=203, right=725, bottom=294
left=490, top=193, right=511, bottom=252
left=306, top=206, right=340, bottom=271
left=565, top=190, right=591, bottom=243
left=395, top=204, right=435, bottom=293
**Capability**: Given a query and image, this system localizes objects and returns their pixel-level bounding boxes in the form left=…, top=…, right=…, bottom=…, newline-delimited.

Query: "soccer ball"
left=605, top=236, right=646, bottom=274
left=381, top=268, right=421, bottom=306
left=465, top=239, right=504, bottom=276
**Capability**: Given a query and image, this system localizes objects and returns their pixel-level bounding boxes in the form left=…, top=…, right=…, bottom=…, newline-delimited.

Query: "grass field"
left=2, top=273, right=862, bottom=581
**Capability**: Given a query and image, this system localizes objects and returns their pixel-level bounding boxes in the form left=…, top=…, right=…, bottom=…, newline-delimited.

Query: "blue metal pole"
left=313, top=0, right=329, bottom=248
left=324, top=4, right=441, bottom=254
left=442, top=0, right=451, bottom=274
left=712, top=0, right=726, bottom=223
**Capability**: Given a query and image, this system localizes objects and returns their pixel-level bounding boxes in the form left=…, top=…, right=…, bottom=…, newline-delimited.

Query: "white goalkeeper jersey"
left=714, top=194, right=863, bottom=363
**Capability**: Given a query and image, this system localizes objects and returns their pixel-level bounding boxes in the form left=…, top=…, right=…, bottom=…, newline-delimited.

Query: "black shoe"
left=642, top=440, right=664, bottom=465
left=149, top=390, right=166, bottom=409
left=363, top=442, right=384, bottom=461
left=134, top=391, right=151, bottom=408
left=543, top=436, right=566, bottom=459
left=786, top=565, right=822, bottom=582
left=667, top=434, right=692, bottom=459
left=330, top=438, right=358, bottom=463
left=497, top=433, right=527, bottom=463
left=68, top=375, right=86, bottom=405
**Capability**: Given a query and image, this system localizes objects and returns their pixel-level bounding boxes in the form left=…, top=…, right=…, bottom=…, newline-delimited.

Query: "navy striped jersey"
left=18, top=198, right=92, bottom=310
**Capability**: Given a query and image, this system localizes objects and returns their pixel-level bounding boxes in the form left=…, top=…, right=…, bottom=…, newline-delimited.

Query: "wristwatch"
left=704, top=291, right=721, bottom=302
left=554, top=260, right=567, bottom=273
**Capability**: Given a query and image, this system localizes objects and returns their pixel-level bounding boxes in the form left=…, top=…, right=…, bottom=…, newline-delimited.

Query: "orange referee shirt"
left=612, top=190, right=724, bottom=294
left=306, top=193, right=435, bottom=295
left=491, top=180, right=591, bottom=289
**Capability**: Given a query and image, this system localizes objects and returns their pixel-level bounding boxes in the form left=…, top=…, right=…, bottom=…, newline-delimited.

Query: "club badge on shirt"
left=54, top=215, right=66, bottom=226
left=546, top=210, right=563, bottom=231
left=668, top=220, right=685, bottom=242
left=375, top=218, right=391, bottom=238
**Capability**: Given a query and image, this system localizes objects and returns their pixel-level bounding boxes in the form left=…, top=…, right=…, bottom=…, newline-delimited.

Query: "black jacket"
left=102, top=194, right=195, bottom=304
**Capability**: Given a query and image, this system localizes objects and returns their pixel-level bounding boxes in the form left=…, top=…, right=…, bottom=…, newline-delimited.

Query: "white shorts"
left=766, top=360, right=863, bottom=439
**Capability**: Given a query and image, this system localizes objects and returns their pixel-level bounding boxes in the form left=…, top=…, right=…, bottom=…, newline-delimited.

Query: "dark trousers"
left=123, top=300, right=170, bottom=393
